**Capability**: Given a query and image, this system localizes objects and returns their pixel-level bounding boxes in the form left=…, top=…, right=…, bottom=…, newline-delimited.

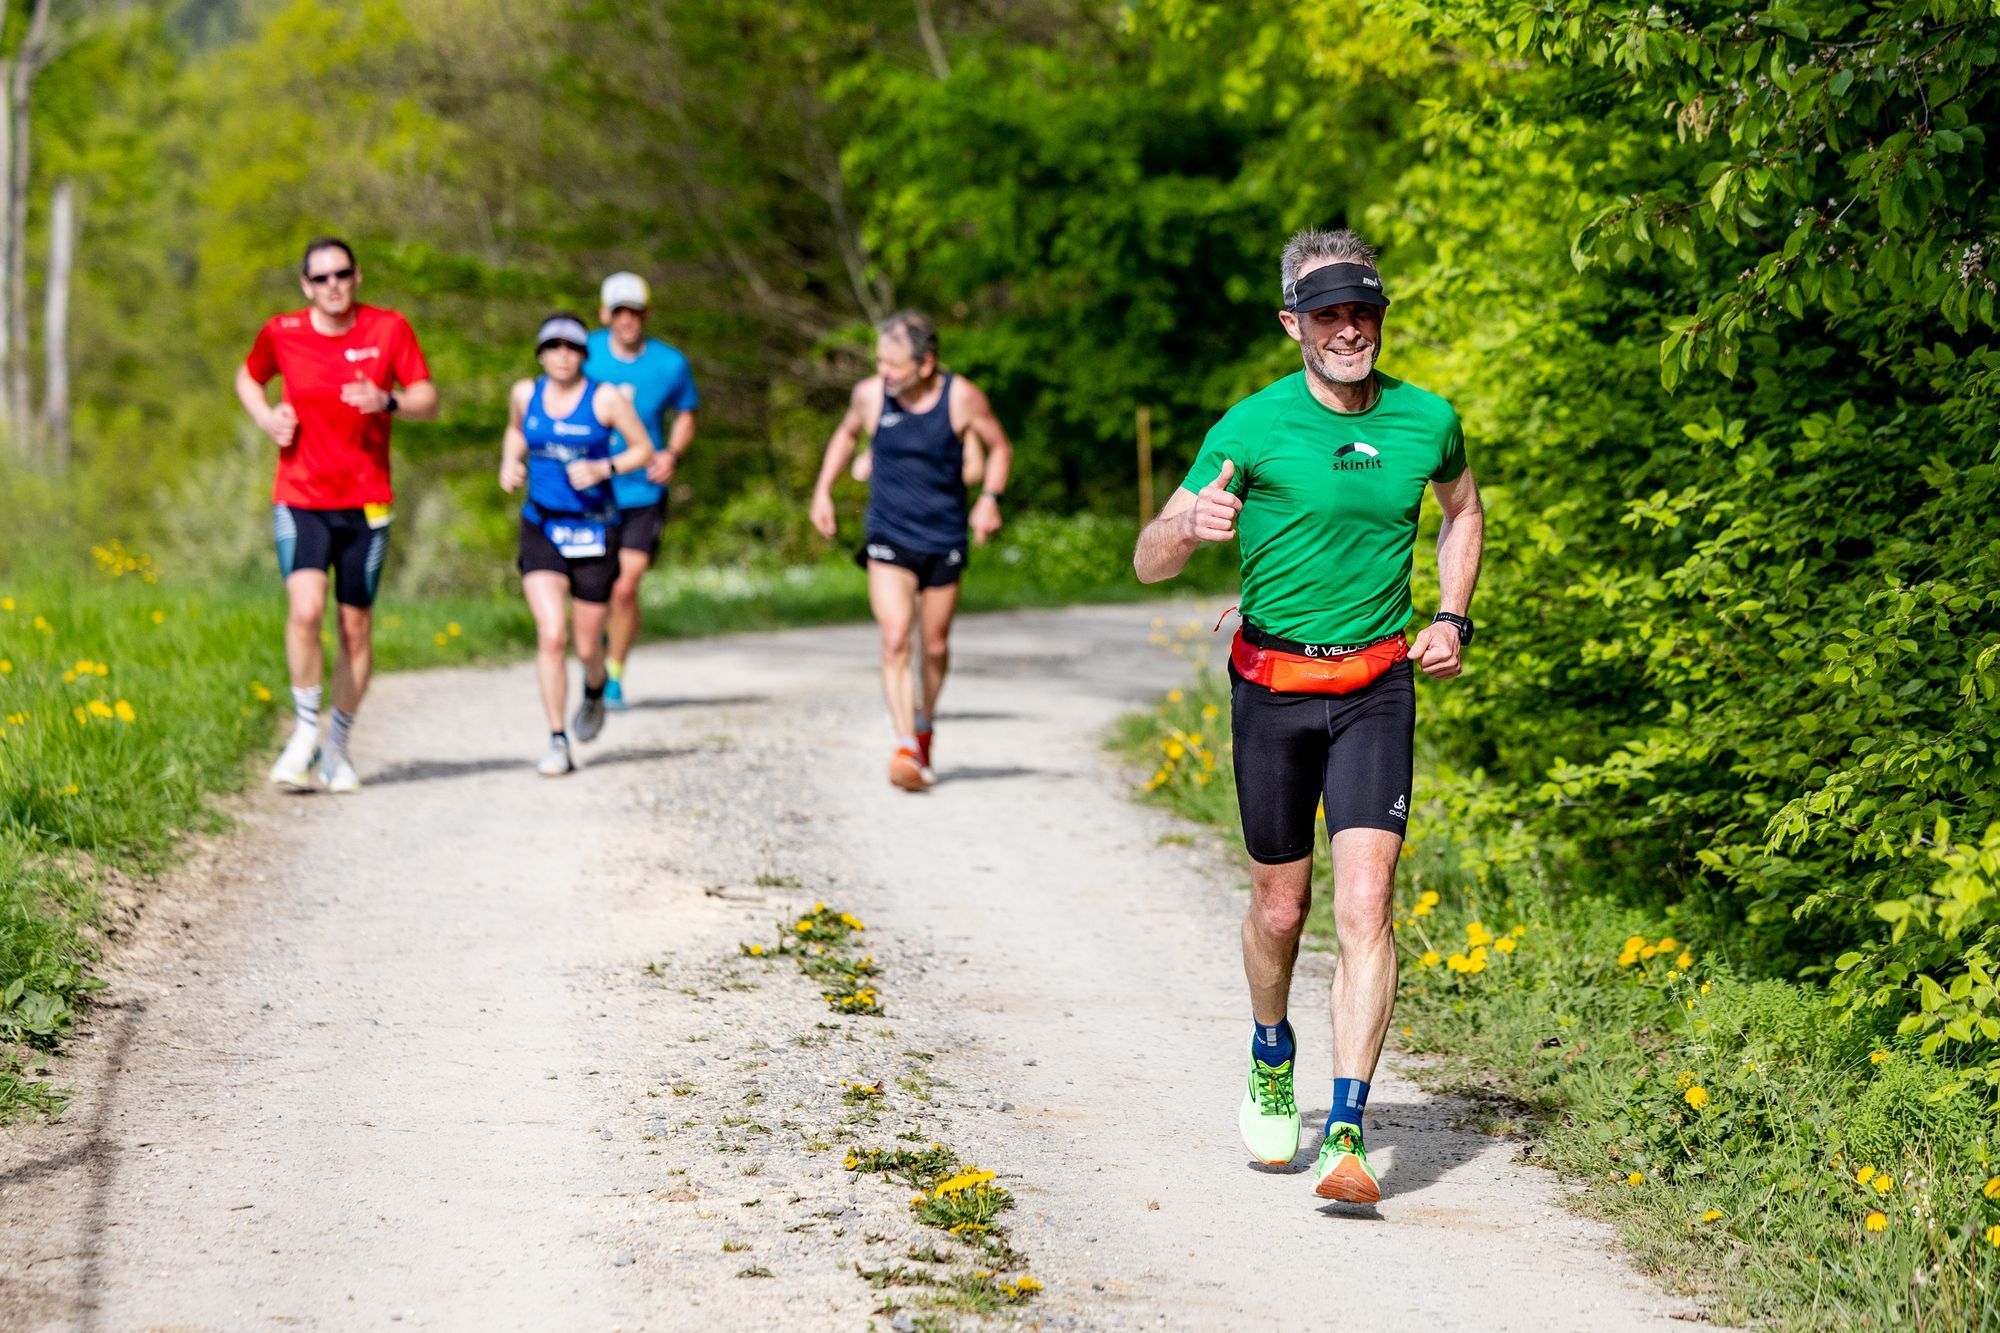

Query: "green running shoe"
left=1313, top=1121, right=1380, bottom=1203
left=1239, top=1055, right=1300, bottom=1164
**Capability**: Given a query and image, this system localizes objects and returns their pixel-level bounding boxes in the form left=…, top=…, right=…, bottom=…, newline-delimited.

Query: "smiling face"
left=1278, top=258, right=1385, bottom=388
left=603, top=305, right=647, bottom=348
left=299, top=244, right=360, bottom=318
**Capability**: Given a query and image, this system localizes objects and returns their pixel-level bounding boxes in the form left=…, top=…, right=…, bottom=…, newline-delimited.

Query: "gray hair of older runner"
left=876, top=309, right=940, bottom=365
left=1280, top=228, right=1379, bottom=291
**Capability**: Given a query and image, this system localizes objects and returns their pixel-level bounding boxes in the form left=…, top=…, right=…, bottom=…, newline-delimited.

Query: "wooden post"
left=1136, top=404, right=1153, bottom=525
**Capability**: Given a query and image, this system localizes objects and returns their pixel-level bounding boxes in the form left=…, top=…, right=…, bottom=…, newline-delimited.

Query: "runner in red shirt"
left=233, top=236, right=439, bottom=794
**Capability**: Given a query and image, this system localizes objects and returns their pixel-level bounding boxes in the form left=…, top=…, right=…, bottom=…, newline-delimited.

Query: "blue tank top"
left=522, top=376, right=617, bottom=519
left=863, top=373, right=967, bottom=551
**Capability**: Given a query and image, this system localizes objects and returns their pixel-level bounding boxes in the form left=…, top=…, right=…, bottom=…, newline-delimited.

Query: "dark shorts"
left=617, top=497, right=668, bottom=561
left=857, top=535, right=966, bottom=589
left=1229, top=658, right=1416, bottom=862
left=518, top=516, right=622, bottom=604
left=274, top=505, right=390, bottom=609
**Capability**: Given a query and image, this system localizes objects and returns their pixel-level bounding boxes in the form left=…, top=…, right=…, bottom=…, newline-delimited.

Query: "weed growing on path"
left=739, top=902, right=882, bottom=1015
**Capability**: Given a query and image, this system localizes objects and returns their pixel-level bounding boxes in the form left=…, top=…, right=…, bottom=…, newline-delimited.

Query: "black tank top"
left=863, top=372, right=967, bottom=551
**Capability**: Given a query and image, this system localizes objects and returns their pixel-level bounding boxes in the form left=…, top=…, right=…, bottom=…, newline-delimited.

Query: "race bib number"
left=544, top=519, right=607, bottom=558
left=363, top=502, right=394, bottom=530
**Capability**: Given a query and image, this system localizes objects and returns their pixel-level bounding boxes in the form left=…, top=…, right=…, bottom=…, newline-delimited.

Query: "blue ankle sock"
left=1251, top=1017, right=1295, bottom=1067
left=1326, top=1078, right=1370, bottom=1136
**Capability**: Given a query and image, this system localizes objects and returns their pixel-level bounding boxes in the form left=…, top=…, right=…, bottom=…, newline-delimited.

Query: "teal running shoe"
left=1239, top=1055, right=1300, bottom=1165
left=1313, top=1121, right=1380, bottom=1203
left=603, top=676, right=627, bottom=711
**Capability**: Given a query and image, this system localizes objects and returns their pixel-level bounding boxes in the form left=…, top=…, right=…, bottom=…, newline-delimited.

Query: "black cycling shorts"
left=518, top=516, right=622, bottom=604
left=274, top=504, right=390, bottom=609
left=1229, top=658, right=1415, bottom=862
left=617, top=496, right=668, bottom=562
left=857, top=535, right=966, bottom=589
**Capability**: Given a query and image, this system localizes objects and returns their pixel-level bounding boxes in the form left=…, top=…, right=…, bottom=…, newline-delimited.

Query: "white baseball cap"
left=600, top=272, right=650, bottom=312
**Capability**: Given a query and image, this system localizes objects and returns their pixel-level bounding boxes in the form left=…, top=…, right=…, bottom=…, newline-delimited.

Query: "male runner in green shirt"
left=1133, top=227, right=1484, bottom=1203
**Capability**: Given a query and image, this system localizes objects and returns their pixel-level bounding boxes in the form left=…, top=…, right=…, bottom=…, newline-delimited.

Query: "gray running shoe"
left=536, top=736, right=575, bottom=777
left=572, top=691, right=607, bottom=744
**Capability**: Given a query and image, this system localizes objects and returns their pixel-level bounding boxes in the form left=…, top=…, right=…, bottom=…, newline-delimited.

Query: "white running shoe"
left=537, top=736, right=575, bottom=777
left=269, top=728, right=320, bottom=791
left=320, top=753, right=362, bottom=794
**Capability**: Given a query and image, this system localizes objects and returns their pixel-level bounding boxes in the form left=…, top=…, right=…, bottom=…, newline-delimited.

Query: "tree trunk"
left=8, top=0, right=52, bottom=450
left=42, top=175, right=70, bottom=470
left=914, top=0, right=951, bottom=81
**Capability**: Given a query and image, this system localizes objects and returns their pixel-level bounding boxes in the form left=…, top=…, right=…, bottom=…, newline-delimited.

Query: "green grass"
left=1117, top=665, right=2000, bottom=1331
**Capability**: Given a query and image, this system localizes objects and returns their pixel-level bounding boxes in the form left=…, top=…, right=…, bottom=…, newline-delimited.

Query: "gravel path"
left=0, top=601, right=1694, bottom=1331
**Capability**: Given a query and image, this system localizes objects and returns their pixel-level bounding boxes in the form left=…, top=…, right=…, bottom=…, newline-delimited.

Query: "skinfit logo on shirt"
left=1333, top=441, right=1383, bottom=471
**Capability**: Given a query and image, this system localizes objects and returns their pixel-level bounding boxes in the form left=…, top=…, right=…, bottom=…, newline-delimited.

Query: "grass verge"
left=1115, top=657, right=2000, bottom=1331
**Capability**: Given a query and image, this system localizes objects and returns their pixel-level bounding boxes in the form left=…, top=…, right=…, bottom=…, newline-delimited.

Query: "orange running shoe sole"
left=889, top=748, right=932, bottom=791
left=1313, top=1159, right=1381, bottom=1204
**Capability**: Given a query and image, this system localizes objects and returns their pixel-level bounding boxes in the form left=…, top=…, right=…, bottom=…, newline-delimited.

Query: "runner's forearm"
left=1133, top=512, right=1197, bottom=584
left=977, top=434, right=1013, bottom=498
left=813, top=425, right=859, bottom=499
left=234, top=365, right=276, bottom=426
left=667, top=410, right=696, bottom=461
left=1435, top=501, right=1483, bottom=617
left=395, top=379, right=440, bottom=422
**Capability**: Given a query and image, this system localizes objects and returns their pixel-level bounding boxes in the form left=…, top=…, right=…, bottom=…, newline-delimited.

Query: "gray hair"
left=875, top=309, right=940, bottom=364
left=1280, top=228, right=1379, bottom=291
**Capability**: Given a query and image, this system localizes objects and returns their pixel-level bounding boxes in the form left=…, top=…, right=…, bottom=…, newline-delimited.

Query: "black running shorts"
left=518, top=516, right=622, bottom=604
left=857, top=534, right=966, bottom=589
left=617, top=497, right=668, bottom=561
left=274, top=505, right=389, bottom=609
left=1229, top=658, right=1416, bottom=862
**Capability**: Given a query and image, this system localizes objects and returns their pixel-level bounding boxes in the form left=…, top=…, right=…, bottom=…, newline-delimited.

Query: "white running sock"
left=291, top=684, right=321, bottom=734
left=328, top=707, right=355, bottom=758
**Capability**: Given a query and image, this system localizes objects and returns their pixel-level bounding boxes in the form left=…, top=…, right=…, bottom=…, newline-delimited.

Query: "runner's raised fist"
left=1186, top=459, right=1241, bottom=544
left=262, top=402, right=299, bottom=449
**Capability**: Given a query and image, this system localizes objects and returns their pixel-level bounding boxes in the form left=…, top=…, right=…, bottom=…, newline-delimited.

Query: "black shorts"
left=1229, top=659, right=1415, bottom=862
left=273, top=504, right=390, bottom=609
left=617, top=497, right=668, bottom=561
left=518, top=516, right=622, bottom=604
left=857, top=535, right=966, bottom=589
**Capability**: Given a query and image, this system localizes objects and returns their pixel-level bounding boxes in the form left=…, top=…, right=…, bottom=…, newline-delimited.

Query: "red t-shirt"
left=244, top=305, right=430, bottom=509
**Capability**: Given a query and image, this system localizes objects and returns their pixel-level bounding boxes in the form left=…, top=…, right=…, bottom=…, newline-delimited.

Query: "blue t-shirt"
left=584, top=329, right=699, bottom=508
left=522, top=376, right=617, bottom=519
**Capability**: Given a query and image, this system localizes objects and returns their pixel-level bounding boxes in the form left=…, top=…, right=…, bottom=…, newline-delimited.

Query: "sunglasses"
left=305, top=267, right=356, bottom=285
left=539, top=341, right=586, bottom=354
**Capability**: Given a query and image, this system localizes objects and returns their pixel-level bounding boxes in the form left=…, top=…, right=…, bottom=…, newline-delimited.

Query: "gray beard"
left=1303, top=342, right=1376, bottom=387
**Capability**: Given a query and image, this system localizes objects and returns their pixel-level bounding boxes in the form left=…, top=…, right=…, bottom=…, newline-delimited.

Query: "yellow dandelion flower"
left=1510, top=924, right=1527, bottom=938
left=839, top=913, right=865, bottom=930
left=1419, top=950, right=1441, bottom=967
left=1164, top=741, right=1186, bottom=760
left=1412, top=900, right=1433, bottom=918
left=1626, top=1172, right=1644, bottom=1186
left=1494, top=937, right=1517, bottom=954
left=1618, top=950, right=1640, bottom=967
left=447, top=622, right=462, bottom=636
left=1623, top=934, right=1647, bottom=952
left=0, top=596, right=12, bottom=610
left=94, top=662, right=108, bottom=676
left=1166, top=689, right=1183, bottom=703
left=1686, top=999, right=1696, bottom=1010
left=1986, top=1224, right=2000, bottom=1247
left=1854, top=1166, right=1876, bottom=1186
left=1013, top=1276, right=1044, bottom=1293
left=1872, top=1175, right=1892, bottom=1195
left=1684, top=1086, right=1710, bottom=1111
left=1863, top=1210, right=1887, bottom=1233
left=1701, top=1209, right=1724, bottom=1223
left=1639, top=944, right=1659, bottom=960
left=1870, top=1050, right=1889, bottom=1065
left=434, top=632, right=448, bottom=646
left=72, top=705, right=89, bottom=725
left=795, top=920, right=811, bottom=933
left=64, top=783, right=79, bottom=795
left=151, top=610, right=165, bottom=624
left=1446, top=953, right=1469, bottom=972
left=1699, top=982, right=1712, bottom=995
left=1983, top=1176, right=2000, bottom=1200
left=1656, top=936, right=1679, bottom=952
left=88, top=699, right=115, bottom=718
left=1464, top=954, right=1488, bottom=975
left=1676, top=949, right=1694, bottom=970
left=0, top=659, right=9, bottom=673
left=1675, top=1070, right=1696, bottom=1089
left=1465, top=921, right=1494, bottom=948
left=62, top=670, right=76, bottom=683
left=1201, top=705, right=1218, bottom=721
left=114, top=699, right=135, bottom=723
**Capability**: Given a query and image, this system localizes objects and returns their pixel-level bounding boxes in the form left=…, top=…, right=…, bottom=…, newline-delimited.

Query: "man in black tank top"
left=809, top=310, right=1016, bottom=791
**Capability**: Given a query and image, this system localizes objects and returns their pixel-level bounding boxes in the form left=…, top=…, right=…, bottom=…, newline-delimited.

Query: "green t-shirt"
left=1182, top=371, right=1467, bottom=645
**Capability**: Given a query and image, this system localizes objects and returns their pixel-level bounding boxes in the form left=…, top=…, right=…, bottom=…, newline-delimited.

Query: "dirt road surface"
left=1, top=603, right=1693, bottom=1331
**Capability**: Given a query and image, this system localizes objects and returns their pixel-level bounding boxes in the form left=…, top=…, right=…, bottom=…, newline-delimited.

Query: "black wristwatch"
left=1433, top=611, right=1474, bottom=644
left=385, top=392, right=400, bottom=415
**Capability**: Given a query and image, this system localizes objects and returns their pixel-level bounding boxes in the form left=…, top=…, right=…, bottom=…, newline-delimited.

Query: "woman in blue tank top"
left=498, top=313, right=656, bottom=776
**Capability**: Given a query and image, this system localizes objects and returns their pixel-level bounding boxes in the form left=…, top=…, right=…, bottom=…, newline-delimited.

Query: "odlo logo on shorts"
left=1390, top=794, right=1407, bottom=820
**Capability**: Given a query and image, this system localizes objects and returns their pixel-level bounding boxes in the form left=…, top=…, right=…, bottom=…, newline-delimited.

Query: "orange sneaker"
left=889, top=746, right=932, bottom=791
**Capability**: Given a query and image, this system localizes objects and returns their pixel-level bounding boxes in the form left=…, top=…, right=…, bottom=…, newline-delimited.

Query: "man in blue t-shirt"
left=583, top=272, right=700, bottom=708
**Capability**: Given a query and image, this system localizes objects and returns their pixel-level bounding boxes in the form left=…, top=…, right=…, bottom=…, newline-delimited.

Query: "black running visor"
left=1282, top=262, right=1390, bottom=313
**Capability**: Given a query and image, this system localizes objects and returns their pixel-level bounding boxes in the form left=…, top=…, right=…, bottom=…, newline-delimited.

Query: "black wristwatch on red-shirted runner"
left=1433, top=611, right=1474, bottom=644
